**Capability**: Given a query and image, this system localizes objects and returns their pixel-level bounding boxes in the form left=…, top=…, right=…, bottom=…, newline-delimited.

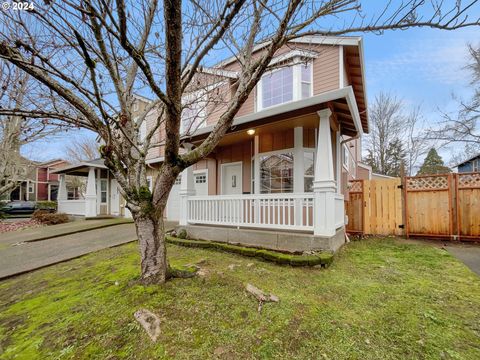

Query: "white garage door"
left=166, top=171, right=208, bottom=221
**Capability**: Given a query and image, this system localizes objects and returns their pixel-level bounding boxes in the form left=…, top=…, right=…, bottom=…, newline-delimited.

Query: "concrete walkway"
left=0, top=218, right=133, bottom=246
left=445, top=245, right=480, bottom=276
left=0, top=220, right=177, bottom=279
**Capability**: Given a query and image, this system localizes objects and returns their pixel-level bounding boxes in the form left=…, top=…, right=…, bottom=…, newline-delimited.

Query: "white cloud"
left=367, top=32, right=477, bottom=87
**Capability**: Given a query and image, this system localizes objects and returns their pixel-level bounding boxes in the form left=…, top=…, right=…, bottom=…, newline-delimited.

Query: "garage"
left=166, top=170, right=208, bottom=221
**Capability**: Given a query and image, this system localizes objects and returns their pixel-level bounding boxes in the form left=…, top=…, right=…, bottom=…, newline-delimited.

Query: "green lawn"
left=0, top=239, right=479, bottom=359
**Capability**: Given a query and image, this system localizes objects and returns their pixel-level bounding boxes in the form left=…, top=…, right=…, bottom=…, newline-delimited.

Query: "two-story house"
left=55, top=35, right=370, bottom=252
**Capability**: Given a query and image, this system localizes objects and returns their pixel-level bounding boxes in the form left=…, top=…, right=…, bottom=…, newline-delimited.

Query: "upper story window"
left=135, top=117, right=147, bottom=144
left=257, top=61, right=312, bottom=111
left=181, top=95, right=207, bottom=134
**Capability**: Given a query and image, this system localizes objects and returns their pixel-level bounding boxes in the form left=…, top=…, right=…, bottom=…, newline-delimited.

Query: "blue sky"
left=22, top=26, right=479, bottom=164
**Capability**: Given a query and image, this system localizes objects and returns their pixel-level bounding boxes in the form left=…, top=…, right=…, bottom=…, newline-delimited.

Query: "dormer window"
left=257, top=61, right=312, bottom=111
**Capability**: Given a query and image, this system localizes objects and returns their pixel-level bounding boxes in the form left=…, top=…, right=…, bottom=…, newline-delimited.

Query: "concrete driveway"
left=0, top=220, right=177, bottom=279
left=445, top=245, right=480, bottom=276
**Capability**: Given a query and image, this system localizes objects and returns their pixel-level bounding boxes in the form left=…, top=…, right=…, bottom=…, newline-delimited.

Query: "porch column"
left=253, top=135, right=260, bottom=194
left=179, top=144, right=196, bottom=226
left=293, top=127, right=304, bottom=225
left=253, top=135, right=261, bottom=223
left=58, top=174, right=67, bottom=201
left=85, top=167, right=97, bottom=217
left=313, top=109, right=336, bottom=237
left=336, top=130, right=341, bottom=193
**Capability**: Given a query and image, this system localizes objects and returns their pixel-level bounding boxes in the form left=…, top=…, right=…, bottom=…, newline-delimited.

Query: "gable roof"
left=456, top=153, right=480, bottom=167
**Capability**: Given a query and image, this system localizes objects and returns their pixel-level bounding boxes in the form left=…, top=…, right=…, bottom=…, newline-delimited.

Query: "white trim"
left=133, top=93, right=154, bottom=104
left=146, top=176, right=153, bottom=191
left=214, top=35, right=361, bottom=68
left=268, top=49, right=318, bottom=67
left=193, top=169, right=209, bottom=190
left=186, top=66, right=238, bottom=79
left=256, top=61, right=313, bottom=112
left=146, top=156, right=165, bottom=165
left=191, top=86, right=363, bottom=138
left=339, top=45, right=344, bottom=88
left=220, top=161, right=243, bottom=195
left=372, top=172, right=396, bottom=179
left=342, top=144, right=350, bottom=171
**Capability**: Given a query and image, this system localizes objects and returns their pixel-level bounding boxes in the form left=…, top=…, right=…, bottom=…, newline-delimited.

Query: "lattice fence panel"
left=406, top=175, right=449, bottom=191
left=349, top=180, right=363, bottom=193
left=458, top=173, right=480, bottom=189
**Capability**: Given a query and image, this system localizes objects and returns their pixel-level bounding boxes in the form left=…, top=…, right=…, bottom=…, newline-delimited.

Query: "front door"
left=110, top=179, right=120, bottom=215
left=222, top=163, right=243, bottom=195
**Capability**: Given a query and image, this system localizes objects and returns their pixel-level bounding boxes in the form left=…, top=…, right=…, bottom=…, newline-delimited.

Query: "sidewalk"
left=0, top=218, right=133, bottom=246
left=0, top=220, right=177, bottom=279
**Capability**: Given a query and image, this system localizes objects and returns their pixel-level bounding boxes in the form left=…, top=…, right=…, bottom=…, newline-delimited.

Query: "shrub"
left=177, top=229, right=187, bottom=239
left=165, top=235, right=334, bottom=267
left=35, top=201, right=57, bottom=212
left=32, top=210, right=69, bottom=225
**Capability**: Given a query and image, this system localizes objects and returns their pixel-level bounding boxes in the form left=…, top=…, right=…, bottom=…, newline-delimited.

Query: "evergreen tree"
left=417, top=148, right=451, bottom=175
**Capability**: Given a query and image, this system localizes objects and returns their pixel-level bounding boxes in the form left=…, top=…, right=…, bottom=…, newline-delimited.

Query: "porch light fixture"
left=247, top=129, right=256, bottom=135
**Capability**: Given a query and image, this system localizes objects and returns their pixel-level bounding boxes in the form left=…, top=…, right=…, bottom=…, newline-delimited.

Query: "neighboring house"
left=3, top=156, right=38, bottom=202
left=456, top=153, right=480, bottom=173
left=4, top=158, right=75, bottom=202
left=56, top=35, right=370, bottom=252
left=35, top=159, right=74, bottom=201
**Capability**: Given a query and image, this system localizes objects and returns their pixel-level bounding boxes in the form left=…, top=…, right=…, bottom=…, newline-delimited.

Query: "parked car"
left=1, top=201, right=38, bottom=215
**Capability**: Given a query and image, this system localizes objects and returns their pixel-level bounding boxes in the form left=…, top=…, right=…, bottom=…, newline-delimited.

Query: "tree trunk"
left=133, top=209, right=168, bottom=284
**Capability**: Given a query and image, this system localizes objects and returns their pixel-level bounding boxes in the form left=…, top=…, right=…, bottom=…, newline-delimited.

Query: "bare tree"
left=430, top=43, right=480, bottom=145
left=64, top=135, right=100, bottom=163
left=363, top=92, right=429, bottom=176
left=0, top=1, right=478, bottom=284
left=0, top=61, right=69, bottom=197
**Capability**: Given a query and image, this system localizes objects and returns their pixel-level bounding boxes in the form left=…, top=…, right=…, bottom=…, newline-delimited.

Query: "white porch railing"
left=187, top=193, right=315, bottom=231
left=334, top=194, right=345, bottom=229
left=58, top=200, right=86, bottom=216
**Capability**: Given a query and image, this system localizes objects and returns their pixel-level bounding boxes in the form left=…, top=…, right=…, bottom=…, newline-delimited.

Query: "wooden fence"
left=345, top=172, right=480, bottom=241
left=346, top=178, right=403, bottom=236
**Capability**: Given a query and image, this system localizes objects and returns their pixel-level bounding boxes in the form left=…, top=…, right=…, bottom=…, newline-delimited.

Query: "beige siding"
left=312, top=46, right=339, bottom=95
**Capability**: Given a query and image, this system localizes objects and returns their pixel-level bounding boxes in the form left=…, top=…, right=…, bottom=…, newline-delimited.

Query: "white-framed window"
left=194, top=174, right=207, bottom=184
left=28, top=181, right=34, bottom=194
left=174, top=176, right=182, bottom=185
left=181, top=95, right=207, bottom=134
left=135, top=116, right=147, bottom=144
left=259, top=151, right=294, bottom=193
left=257, top=61, right=312, bottom=111
left=300, top=63, right=312, bottom=99
left=146, top=176, right=153, bottom=191
left=473, top=159, right=479, bottom=172
left=342, top=145, right=349, bottom=170
left=304, top=150, right=315, bottom=192
left=100, top=179, right=107, bottom=203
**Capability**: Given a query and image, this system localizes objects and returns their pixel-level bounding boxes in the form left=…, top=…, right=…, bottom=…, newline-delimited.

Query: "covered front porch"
left=176, top=94, right=362, bottom=251
left=52, top=159, right=129, bottom=218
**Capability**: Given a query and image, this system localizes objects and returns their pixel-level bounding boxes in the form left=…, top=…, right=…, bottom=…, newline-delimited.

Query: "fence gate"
left=345, top=180, right=364, bottom=234
left=405, top=172, right=480, bottom=241
left=405, top=174, right=453, bottom=239
left=346, top=178, right=403, bottom=236
left=455, top=173, right=480, bottom=240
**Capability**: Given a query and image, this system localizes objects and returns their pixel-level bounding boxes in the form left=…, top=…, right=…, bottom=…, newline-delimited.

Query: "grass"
left=0, top=238, right=479, bottom=359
